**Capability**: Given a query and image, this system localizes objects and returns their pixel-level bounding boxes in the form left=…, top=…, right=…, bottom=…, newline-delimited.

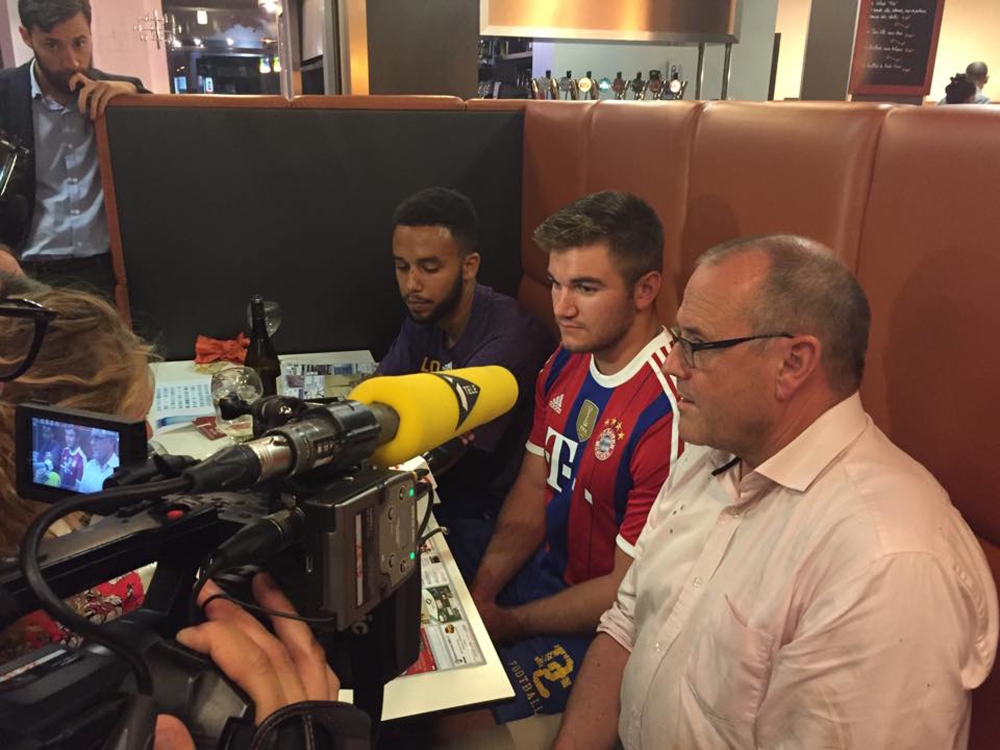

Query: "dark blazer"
left=0, top=60, right=147, bottom=253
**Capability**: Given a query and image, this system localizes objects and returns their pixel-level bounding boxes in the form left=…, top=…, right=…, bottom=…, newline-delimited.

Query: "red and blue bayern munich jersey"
left=526, top=329, right=681, bottom=587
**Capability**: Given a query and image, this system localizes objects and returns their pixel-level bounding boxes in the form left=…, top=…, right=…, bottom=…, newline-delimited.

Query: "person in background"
left=0, top=0, right=148, bottom=298
left=942, top=73, right=978, bottom=105
left=0, top=272, right=154, bottom=661
left=966, top=61, right=991, bottom=103
left=378, top=186, right=554, bottom=522
left=30, top=421, right=61, bottom=482
left=555, top=234, right=998, bottom=750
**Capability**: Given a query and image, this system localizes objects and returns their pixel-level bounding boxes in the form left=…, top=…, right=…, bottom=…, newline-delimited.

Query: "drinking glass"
left=210, top=365, right=263, bottom=443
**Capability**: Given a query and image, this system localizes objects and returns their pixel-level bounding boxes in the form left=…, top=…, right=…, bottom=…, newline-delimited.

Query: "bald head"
left=696, top=234, right=870, bottom=396
left=967, top=61, right=989, bottom=88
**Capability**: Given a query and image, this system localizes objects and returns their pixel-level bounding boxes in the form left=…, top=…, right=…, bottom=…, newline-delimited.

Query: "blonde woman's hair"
left=0, top=273, right=156, bottom=555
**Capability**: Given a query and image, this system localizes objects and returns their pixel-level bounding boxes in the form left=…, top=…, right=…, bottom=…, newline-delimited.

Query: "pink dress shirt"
left=599, top=393, right=998, bottom=749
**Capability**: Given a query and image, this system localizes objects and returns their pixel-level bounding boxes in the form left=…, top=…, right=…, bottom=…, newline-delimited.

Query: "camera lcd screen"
left=29, top=417, right=123, bottom=494
left=16, top=403, right=148, bottom=504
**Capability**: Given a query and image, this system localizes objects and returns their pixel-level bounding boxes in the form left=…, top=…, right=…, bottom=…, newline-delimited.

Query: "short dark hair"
left=698, top=234, right=870, bottom=397
left=945, top=73, right=977, bottom=104
left=18, top=0, right=92, bottom=32
left=391, top=187, right=478, bottom=257
left=532, top=191, right=664, bottom=287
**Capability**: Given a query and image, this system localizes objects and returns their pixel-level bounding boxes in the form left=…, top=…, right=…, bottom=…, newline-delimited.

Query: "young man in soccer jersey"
left=459, top=191, right=680, bottom=726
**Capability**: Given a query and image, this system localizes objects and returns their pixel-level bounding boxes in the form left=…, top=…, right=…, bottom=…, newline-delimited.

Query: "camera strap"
left=228, top=700, right=371, bottom=750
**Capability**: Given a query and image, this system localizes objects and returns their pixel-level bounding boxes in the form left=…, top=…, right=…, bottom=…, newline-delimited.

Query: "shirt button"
left=653, top=642, right=663, bottom=653
left=693, top=576, right=703, bottom=588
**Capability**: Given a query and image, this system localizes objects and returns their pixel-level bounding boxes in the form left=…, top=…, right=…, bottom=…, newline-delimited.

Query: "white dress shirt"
left=78, top=451, right=120, bottom=494
left=599, top=393, right=998, bottom=749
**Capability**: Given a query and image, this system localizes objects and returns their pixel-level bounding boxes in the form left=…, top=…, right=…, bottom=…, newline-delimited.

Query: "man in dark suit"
left=0, top=0, right=147, bottom=297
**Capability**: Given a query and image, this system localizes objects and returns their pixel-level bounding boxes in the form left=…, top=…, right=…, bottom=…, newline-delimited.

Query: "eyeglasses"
left=668, top=326, right=793, bottom=370
left=0, top=298, right=58, bottom=382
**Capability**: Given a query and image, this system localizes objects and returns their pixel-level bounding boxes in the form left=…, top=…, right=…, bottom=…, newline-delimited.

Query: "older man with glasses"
left=555, top=234, right=998, bottom=750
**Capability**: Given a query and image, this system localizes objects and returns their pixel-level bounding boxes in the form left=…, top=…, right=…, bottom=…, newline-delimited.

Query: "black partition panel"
left=104, top=107, right=524, bottom=361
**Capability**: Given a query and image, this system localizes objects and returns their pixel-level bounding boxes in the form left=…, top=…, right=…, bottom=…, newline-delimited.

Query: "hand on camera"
left=153, top=572, right=340, bottom=750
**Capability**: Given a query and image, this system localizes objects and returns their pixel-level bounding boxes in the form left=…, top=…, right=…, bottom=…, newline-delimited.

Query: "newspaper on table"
left=403, top=536, right=486, bottom=675
left=279, top=351, right=377, bottom=400
left=149, top=351, right=376, bottom=432
left=151, top=377, right=214, bottom=431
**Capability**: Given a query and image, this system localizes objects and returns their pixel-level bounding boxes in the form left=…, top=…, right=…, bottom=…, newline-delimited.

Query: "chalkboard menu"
left=849, top=0, right=946, bottom=96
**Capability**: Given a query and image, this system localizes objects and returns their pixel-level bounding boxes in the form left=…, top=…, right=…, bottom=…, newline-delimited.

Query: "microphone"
left=348, top=365, right=518, bottom=467
left=182, top=366, right=518, bottom=493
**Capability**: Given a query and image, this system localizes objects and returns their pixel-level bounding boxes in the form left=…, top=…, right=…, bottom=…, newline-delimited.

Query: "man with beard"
left=0, top=0, right=148, bottom=297
left=378, top=187, right=554, bottom=520
left=447, top=191, right=680, bottom=738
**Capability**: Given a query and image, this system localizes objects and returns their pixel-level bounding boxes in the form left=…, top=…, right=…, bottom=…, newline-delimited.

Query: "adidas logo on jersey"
left=549, top=393, right=565, bottom=414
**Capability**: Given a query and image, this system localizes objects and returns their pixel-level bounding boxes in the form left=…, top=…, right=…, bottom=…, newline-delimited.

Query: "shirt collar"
left=29, top=59, right=79, bottom=107
left=754, top=392, right=868, bottom=492
left=29, top=59, right=43, bottom=99
left=706, top=392, right=869, bottom=491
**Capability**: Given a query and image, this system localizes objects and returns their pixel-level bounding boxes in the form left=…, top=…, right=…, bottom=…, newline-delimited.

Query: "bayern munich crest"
left=594, top=417, right=626, bottom=461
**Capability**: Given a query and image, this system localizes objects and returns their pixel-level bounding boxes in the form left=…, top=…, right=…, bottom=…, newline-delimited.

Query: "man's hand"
left=477, top=599, right=526, bottom=645
left=69, top=73, right=137, bottom=120
left=153, top=572, right=340, bottom=750
left=153, top=716, right=194, bottom=750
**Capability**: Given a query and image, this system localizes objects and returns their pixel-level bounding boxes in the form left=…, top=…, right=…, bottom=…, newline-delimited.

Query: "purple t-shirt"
left=379, top=284, right=554, bottom=510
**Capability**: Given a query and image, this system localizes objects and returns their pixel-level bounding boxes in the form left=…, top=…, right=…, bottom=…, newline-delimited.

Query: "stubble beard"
left=407, top=272, right=465, bottom=327
left=561, top=306, right=636, bottom=356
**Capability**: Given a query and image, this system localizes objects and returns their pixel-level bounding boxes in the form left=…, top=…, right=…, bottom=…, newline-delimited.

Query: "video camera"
left=0, top=131, right=31, bottom=248
left=0, top=365, right=518, bottom=750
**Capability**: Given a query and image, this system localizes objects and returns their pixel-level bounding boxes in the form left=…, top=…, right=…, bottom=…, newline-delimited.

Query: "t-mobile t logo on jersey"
left=545, top=426, right=579, bottom=492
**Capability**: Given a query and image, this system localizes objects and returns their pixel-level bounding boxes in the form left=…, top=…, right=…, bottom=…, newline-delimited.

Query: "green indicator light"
left=409, top=552, right=415, bottom=560
left=409, top=487, right=414, bottom=497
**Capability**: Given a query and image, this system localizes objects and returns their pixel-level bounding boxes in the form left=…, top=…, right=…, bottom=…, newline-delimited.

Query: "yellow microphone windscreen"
left=348, top=366, right=518, bottom=467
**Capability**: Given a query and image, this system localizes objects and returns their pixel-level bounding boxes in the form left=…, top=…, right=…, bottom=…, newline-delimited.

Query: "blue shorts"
left=444, top=518, right=595, bottom=722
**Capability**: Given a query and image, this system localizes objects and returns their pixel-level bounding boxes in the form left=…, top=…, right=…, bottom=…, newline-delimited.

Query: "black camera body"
left=0, top=130, right=32, bottom=249
left=1, top=399, right=425, bottom=749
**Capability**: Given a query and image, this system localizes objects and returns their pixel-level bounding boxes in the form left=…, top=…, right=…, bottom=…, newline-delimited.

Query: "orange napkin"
left=194, top=332, right=250, bottom=365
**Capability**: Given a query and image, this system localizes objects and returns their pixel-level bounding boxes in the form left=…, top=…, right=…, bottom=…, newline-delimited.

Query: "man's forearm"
left=470, top=452, right=547, bottom=601
left=512, top=568, right=623, bottom=637
left=554, top=633, right=628, bottom=750
left=471, top=510, right=544, bottom=600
